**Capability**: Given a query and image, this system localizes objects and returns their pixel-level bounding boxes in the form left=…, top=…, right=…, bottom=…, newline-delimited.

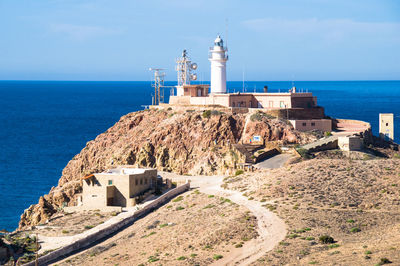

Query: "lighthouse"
left=209, top=35, right=228, bottom=94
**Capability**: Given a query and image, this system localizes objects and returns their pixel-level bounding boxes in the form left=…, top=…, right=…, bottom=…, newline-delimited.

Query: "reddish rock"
left=18, top=109, right=313, bottom=229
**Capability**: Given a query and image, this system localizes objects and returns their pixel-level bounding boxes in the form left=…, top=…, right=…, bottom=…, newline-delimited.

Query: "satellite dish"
left=190, top=63, right=198, bottom=70
left=190, top=74, right=197, bottom=80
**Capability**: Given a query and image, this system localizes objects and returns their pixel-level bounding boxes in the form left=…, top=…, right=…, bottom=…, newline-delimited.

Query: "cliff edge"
left=18, top=108, right=314, bottom=229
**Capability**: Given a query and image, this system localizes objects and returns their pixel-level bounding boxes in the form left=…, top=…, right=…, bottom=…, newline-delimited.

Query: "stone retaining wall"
left=23, top=183, right=190, bottom=266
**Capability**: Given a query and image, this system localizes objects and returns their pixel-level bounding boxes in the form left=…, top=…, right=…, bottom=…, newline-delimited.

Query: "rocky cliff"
left=19, top=108, right=314, bottom=229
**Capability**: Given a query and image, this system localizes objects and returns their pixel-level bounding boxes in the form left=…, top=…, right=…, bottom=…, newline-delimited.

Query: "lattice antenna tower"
left=149, top=68, right=166, bottom=105
left=175, top=49, right=197, bottom=86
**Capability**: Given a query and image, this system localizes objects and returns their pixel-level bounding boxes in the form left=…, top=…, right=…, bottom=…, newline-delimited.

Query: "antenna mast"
left=149, top=68, right=166, bottom=105
left=175, top=49, right=197, bottom=86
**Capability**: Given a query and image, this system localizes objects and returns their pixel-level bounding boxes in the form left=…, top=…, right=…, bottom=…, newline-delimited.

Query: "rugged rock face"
left=18, top=108, right=313, bottom=229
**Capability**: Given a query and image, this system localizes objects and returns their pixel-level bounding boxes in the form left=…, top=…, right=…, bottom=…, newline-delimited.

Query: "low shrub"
left=350, top=227, right=361, bottom=233
left=213, top=254, right=223, bottom=260
left=378, top=258, right=392, bottom=265
left=235, top=169, right=244, bottom=176
left=319, top=235, right=335, bottom=244
left=172, top=196, right=184, bottom=202
left=177, top=256, right=186, bottom=260
left=202, top=110, right=211, bottom=118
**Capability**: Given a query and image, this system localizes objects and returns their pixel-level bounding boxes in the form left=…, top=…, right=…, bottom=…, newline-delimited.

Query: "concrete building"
left=338, top=136, right=364, bottom=151
left=289, top=119, right=332, bottom=132
left=167, top=35, right=330, bottom=132
left=81, top=167, right=157, bottom=209
left=379, top=113, right=394, bottom=141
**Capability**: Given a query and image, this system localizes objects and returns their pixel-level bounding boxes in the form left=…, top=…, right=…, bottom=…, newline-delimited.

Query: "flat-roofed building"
left=81, top=167, right=157, bottom=209
left=289, top=119, right=332, bottom=132
left=379, top=113, right=394, bottom=141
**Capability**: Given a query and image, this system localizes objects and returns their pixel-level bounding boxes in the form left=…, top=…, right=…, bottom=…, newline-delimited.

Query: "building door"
left=197, top=89, right=202, bottom=96
left=269, top=101, right=273, bottom=108
left=107, top=197, right=114, bottom=206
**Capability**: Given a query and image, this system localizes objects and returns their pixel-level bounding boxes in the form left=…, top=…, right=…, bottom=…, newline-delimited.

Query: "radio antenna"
left=225, top=18, right=229, bottom=50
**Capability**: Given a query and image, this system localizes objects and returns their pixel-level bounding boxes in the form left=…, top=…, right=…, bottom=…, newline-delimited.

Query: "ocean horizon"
left=0, top=80, right=399, bottom=231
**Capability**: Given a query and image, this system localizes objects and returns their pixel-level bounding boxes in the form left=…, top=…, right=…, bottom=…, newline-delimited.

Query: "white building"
left=209, top=35, right=228, bottom=94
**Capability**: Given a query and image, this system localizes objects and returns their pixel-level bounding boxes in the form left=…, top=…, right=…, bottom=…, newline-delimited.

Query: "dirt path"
left=53, top=173, right=287, bottom=266
left=172, top=174, right=287, bottom=266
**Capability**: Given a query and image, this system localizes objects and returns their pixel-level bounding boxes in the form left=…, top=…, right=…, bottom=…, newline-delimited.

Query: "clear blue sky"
left=0, top=0, right=399, bottom=81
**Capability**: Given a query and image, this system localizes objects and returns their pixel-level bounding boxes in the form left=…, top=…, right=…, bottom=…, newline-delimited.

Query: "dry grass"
left=55, top=191, right=257, bottom=265
left=224, top=158, right=400, bottom=265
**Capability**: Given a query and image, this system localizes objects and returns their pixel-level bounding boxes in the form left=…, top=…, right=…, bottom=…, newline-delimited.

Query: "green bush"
left=378, top=258, right=391, bottom=265
left=202, top=110, right=211, bottom=118
left=235, top=170, right=244, bottom=176
left=324, top=131, right=332, bottom=137
left=350, top=227, right=361, bottom=233
left=172, top=196, right=183, bottom=202
left=319, top=235, right=335, bottom=244
left=177, top=256, right=186, bottom=260
left=213, top=254, right=223, bottom=260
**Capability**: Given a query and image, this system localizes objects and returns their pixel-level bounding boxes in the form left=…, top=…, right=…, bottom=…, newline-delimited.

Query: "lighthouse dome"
left=214, top=35, right=223, bottom=47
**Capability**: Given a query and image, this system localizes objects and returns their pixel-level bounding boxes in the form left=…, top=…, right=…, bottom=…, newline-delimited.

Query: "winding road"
left=171, top=174, right=288, bottom=266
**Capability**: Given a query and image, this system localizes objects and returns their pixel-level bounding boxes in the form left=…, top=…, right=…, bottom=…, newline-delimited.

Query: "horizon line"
left=1, top=79, right=400, bottom=82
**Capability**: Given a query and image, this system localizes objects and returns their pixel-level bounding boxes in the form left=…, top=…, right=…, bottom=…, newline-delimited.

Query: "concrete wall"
left=338, top=136, right=364, bottom=151
left=290, top=119, right=332, bottom=132
left=267, top=107, right=325, bottom=120
left=24, top=183, right=190, bottom=266
left=169, top=96, right=191, bottom=105
left=379, top=113, right=394, bottom=141
left=170, top=92, right=316, bottom=111
left=82, top=169, right=157, bottom=208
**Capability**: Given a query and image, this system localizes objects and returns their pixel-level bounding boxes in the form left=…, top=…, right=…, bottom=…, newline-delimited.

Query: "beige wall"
left=290, top=119, right=332, bottom=132
left=170, top=92, right=316, bottom=111
left=253, top=94, right=292, bottom=109
left=338, top=136, right=364, bottom=151
left=82, top=169, right=157, bottom=208
left=379, top=113, right=394, bottom=141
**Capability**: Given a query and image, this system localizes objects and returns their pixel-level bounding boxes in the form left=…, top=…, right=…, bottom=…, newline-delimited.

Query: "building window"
left=280, top=101, right=285, bottom=108
left=249, top=101, right=252, bottom=108
left=311, top=122, right=315, bottom=126
left=140, top=179, right=143, bottom=185
left=269, top=101, right=273, bottom=108
left=92, top=195, right=97, bottom=197
left=135, top=179, right=138, bottom=186
left=302, top=122, right=307, bottom=127
left=232, top=102, right=235, bottom=107
left=386, top=123, right=389, bottom=126
left=108, top=180, right=113, bottom=185
left=145, top=179, right=147, bottom=185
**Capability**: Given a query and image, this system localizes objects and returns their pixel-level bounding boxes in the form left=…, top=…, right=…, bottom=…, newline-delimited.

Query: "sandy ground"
left=52, top=188, right=258, bottom=265
left=165, top=173, right=287, bottom=265
left=223, top=156, right=400, bottom=265
left=47, top=172, right=286, bottom=265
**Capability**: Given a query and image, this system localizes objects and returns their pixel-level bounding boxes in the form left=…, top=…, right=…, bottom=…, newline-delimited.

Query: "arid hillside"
left=223, top=156, right=400, bottom=265
left=19, top=108, right=313, bottom=229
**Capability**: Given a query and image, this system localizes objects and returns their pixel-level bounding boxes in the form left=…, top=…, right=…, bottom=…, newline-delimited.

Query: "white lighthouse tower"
left=209, top=35, right=228, bottom=94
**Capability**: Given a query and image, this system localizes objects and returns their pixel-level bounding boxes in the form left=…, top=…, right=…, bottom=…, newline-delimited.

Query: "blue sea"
left=0, top=80, right=399, bottom=231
